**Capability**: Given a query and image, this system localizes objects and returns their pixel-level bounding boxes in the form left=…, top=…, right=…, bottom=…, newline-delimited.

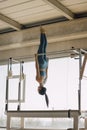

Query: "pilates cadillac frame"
left=6, top=48, right=87, bottom=130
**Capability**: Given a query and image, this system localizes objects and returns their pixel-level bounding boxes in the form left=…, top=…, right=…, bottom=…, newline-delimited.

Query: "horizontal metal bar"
left=80, top=49, right=87, bottom=54
left=0, top=126, right=6, bottom=128
left=6, top=110, right=79, bottom=118
left=12, top=59, right=19, bottom=63
left=10, top=128, right=67, bottom=130
left=5, top=99, right=24, bottom=103
left=7, top=75, right=26, bottom=79
left=7, top=75, right=20, bottom=79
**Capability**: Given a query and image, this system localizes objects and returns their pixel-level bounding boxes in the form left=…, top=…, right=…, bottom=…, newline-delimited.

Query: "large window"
left=7, top=57, right=78, bottom=110
left=0, top=57, right=80, bottom=111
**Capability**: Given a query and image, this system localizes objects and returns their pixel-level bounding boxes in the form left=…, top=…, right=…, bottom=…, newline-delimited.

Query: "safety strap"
left=40, top=68, right=46, bottom=71
left=37, top=53, right=46, bottom=56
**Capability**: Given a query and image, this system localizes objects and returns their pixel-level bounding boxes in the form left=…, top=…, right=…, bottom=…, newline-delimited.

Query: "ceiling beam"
left=44, top=0, right=74, bottom=20
left=0, top=13, right=23, bottom=30
left=0, top=17, right=87, bottom=50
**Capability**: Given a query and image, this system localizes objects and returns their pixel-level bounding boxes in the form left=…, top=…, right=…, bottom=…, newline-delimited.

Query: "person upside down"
left=35, top=27, right=49, bottom=107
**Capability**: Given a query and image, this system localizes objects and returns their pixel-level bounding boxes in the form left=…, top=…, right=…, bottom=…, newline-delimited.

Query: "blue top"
left=39, top=57, right=48, bottom=77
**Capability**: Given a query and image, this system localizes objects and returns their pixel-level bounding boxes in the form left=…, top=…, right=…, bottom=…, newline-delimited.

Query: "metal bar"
left=9, top=58, right=12, bottom=71
left=17, top=62, right=22, bottom=111
left=10, top=128, right=67, bottom=130
left=73, top=115, right=79, bottom=130
left=7, top=110, right=79, bottom=118
left=6, top=78, right=9, bottom=111
left=23, top=75, right=26, bottom=102
left=18, top=82, right=21, bottom=111
left=35, top=48, right=84, bottom=59
left=8, top=58, right=10, bottom=75
left=12, top=59, right=19, bottom=63
left=85, top=118, right=87, bottom=129
left=3, top=48, right=85, bottom=65
left=36, top=53, right=46, bottom=56
left=21, top=118, right=24, bottom=129
left=5, top=100, right=24, bottom=103
left=78, top=49, right=82, bottom=113
left=7, top=75, right=21, bottom=79
left=80, top=54, right=87, bottom=80
left=7, top=116, right=10, bottom=130
left=81, top=49, right=87, bottom=54
left=6, top=78, right=8, bottom=101
left=0, top=126, right=67, bottom=130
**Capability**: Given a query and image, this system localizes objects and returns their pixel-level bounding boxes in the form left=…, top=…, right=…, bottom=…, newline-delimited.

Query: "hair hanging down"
left=45, top=93, right=49, bottom=107
left=38, top=86, right=49, bottom=107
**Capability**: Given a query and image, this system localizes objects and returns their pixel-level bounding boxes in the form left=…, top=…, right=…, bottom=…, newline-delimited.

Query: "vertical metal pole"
left=18, top=61, right=22, bottom=111
left=5, top=58, right=10, bottom=111
left=8, top=58, right=10, bottom=76
left=20, top=61, right=22, bottom=110
left=5, top=78, right=8, bottom=111
left=21, top=61, right=24, bottom=74
left=73, top=114, right=79, bottom=130
left=21, top=118, right=24, bottom=129
left=78, top=49, right=82, bottom=113
left=85, top=118, right=87, bottom=129
left=10, top=57, right=12, bottom=72
left=7, top=115, right=10, bottom=130
left=8, top=57, right=12, bottom=77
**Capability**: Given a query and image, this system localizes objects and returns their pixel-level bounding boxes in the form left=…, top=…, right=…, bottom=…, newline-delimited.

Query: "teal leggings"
left=37, top=33, right=48, bottom=76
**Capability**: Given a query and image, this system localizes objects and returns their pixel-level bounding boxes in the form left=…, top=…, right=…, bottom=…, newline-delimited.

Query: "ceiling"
left=0, top=0, right=87, bottom=34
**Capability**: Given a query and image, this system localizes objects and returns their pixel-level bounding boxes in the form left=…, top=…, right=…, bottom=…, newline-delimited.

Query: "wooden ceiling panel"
left=59, top=0, right=87, bottom=6
left=59, top=0, right=87, bottom=13
left=0, top=20, right=8, bottom=25
left=68, top=3, right=87, bottom=13
left=0, top=0, right=46, bottom=14
left=0, top=20, right=13, bottom=30
left=5, top=5, right=54, bottom=19
left=0, top=24, right=10, bottom=29
left=0, top=0, right=32, bottom=9
left=16, top=9, right=61, bottom=24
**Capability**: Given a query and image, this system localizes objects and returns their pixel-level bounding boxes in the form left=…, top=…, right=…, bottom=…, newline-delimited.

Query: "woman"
left=35, top=27, right=49, bottom=107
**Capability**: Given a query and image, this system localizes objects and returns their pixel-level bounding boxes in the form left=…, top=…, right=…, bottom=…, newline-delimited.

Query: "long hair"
left=38, top=86, right=49, bottom=107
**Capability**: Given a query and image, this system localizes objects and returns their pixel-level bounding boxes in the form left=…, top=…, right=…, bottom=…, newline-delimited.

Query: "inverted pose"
left=35, top=27, right=49, bottom=107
